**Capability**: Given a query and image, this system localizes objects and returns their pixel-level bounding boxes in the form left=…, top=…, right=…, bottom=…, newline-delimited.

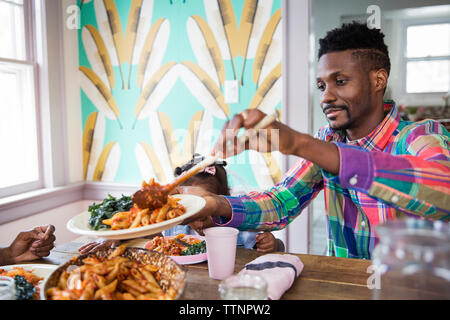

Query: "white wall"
left=281, top=0, right=313, bottom=254
left=0, top=200, right=94, bottom=247
left=61, top=0, right=83, bottom=184
left=35, top=0, right=69, bottom=187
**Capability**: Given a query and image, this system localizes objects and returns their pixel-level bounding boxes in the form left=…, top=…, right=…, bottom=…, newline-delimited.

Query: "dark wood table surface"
left=36, top=237, right=374, bottom=300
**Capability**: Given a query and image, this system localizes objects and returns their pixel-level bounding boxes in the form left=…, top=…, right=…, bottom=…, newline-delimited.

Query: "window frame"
left=402, top=17, right=450, bottom=95
left=0, top=0, right=79, bottom=225
left=0, top=0, right=44, bottom=197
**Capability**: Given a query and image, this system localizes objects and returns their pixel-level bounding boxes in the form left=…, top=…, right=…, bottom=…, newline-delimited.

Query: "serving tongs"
left=132, top=112, right=278, bottom=211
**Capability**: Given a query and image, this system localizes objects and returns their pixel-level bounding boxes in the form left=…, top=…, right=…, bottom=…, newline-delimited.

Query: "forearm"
left=211, top=159, right=324, bottom=229
left=290, top=133, right=340, bottom=175
left=210, top=195, right=232, bottom=219
left=0, top=247, right=14, bottom=266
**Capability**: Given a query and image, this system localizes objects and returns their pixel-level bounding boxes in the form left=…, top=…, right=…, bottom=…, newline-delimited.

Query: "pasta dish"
left=46, top=245, right=177, bottom=300
left=101, top=196, right=186, bottom=230
left=145, top=234, right=205, bottom=256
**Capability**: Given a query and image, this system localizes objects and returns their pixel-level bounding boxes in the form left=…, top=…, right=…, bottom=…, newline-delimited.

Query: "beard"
left=323, top=105, right=352, bottom=130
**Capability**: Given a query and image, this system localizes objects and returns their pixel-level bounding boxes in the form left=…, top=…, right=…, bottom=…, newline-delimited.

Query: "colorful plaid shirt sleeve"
left=334, top=122, right=450, bottom=221
left=214, top=157, right=324, bottom=231
left=214, top=119, right=450, bottom=233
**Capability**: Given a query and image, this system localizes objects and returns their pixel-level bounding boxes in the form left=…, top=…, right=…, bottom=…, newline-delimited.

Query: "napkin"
left=238, top=254, right=304, bottom=300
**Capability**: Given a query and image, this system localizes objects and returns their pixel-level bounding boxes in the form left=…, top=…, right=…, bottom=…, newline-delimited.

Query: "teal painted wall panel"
left=79, top=0, right=282, bottom=190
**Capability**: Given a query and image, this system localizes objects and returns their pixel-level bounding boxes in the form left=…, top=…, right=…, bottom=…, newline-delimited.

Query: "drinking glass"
left=204, top=227, right=239, bottom=280
left=371, top=218, right=450, bottom=299
left=219, top=274, right=268, bottom=300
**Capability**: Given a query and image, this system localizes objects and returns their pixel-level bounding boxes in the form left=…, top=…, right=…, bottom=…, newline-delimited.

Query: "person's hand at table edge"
left=0, top=225, right=56, bottom=265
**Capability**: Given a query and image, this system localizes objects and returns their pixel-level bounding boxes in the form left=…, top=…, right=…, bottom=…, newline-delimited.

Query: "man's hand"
left=211, top=108, right=341, bottom=175
left=212, top=109, right=301, bottom=158
left=6, top=225, right=56, bottom=264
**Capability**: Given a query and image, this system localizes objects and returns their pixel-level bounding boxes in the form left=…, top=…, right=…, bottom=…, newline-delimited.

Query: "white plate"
left=66, top=194, right=206, bottom=240
left=0, top=264, right=58, bottom=300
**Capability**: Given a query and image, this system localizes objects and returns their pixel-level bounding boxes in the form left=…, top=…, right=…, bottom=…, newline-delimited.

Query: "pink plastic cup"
left=203, top=227, right=239, bottom=280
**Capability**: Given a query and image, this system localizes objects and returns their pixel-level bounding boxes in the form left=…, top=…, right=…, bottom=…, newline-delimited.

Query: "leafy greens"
left=88, top=194, right=134, bottom=230
left=14, top=275, right=36, bottom=300
left=181, top=240, right=206, bottom=256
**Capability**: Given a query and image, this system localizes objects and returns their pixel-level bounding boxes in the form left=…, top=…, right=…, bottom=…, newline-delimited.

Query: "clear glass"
left=407, top=24, right=450, bottom=58
left=0, top=276, right=16, bottom=300
left=0, top=0, right=26, bottom=60
left=406, top=60, right=450, bottom=93
left=371, top=219, right=450, bottom=300
left=0, top=62, right=39, bottom=189
left=219, top=274, right=268, bottom=300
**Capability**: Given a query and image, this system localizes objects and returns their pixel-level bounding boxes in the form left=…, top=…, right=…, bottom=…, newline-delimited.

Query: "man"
left=0, top=225, right=56, bottom=266
left=181, top=22, right=450, bottom=259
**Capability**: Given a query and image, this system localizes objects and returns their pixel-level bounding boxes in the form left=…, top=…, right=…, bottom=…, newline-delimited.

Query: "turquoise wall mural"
left=79, top=0, right=282, bottom=192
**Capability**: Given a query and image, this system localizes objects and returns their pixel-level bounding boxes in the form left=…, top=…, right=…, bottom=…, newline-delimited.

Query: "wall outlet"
left=224, top=80, right=239, bottom=104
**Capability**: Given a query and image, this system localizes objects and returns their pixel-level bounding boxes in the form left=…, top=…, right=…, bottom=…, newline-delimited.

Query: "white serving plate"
left=66, top=194, right=206, bottom=240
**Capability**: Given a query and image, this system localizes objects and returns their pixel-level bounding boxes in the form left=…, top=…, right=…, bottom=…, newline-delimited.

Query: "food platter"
left=66, top=194, right=205, bottom=240
left=144, top=235, right=207, bottom=265
left=41, top=247, right=186, bottom=300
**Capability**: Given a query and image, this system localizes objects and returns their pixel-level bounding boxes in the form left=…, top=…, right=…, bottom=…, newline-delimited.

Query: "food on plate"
left=101, top=196, right=186, bottom=231
left=46, top=245, right=178, bottom=300
left=132, top=178, right=169, bottom=211
left=88, top=194, right=134, bottom=230
left=145, top=234, right=206, bottom=256
left=0, top=267, right=43, bottom=300
left=87, top=181, right=187, bottom=232
left=181, top=240, right=207, bottom=256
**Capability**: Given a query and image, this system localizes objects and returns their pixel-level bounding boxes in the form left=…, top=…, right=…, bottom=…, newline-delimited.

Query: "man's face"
left=316, top=50, right=375, bottom=131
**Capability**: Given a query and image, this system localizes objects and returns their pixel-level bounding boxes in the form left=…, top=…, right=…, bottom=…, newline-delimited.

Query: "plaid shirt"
left=216, top=101, right=450, bottom=259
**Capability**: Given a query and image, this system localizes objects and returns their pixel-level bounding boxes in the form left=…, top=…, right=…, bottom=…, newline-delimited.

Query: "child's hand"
left=78, top=239, right=121, bottom=254
left=255, top=232, right=276, bottom=253
left=189, top=218, right=213, bottom=236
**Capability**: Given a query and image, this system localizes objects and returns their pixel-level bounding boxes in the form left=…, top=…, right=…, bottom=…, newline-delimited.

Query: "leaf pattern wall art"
left=79, top=0, right=282, bottom=189
left=136, top=17, right=170, bottom=90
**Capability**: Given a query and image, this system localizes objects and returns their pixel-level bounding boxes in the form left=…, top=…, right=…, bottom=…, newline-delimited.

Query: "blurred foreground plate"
left=1, top=264, right=58, bottom=300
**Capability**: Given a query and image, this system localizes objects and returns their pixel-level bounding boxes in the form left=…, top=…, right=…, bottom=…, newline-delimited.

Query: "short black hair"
left=318, top=21, right=391, bottom=75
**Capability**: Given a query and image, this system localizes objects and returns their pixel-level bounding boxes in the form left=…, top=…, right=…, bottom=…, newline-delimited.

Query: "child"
left=165, top=154, right=285, bottom=253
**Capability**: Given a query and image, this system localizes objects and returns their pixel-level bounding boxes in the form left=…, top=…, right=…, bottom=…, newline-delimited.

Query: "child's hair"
left=174, top=154, right=230, bottom=196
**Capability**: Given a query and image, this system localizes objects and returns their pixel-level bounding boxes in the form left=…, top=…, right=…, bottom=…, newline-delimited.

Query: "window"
left=404, top=22, right=450, bottom=94
left=0, top=0, right=41, bottom=197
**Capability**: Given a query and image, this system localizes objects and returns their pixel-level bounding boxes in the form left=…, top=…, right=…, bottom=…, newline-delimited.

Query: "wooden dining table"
left=35, top=236, right=375, bottom=300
